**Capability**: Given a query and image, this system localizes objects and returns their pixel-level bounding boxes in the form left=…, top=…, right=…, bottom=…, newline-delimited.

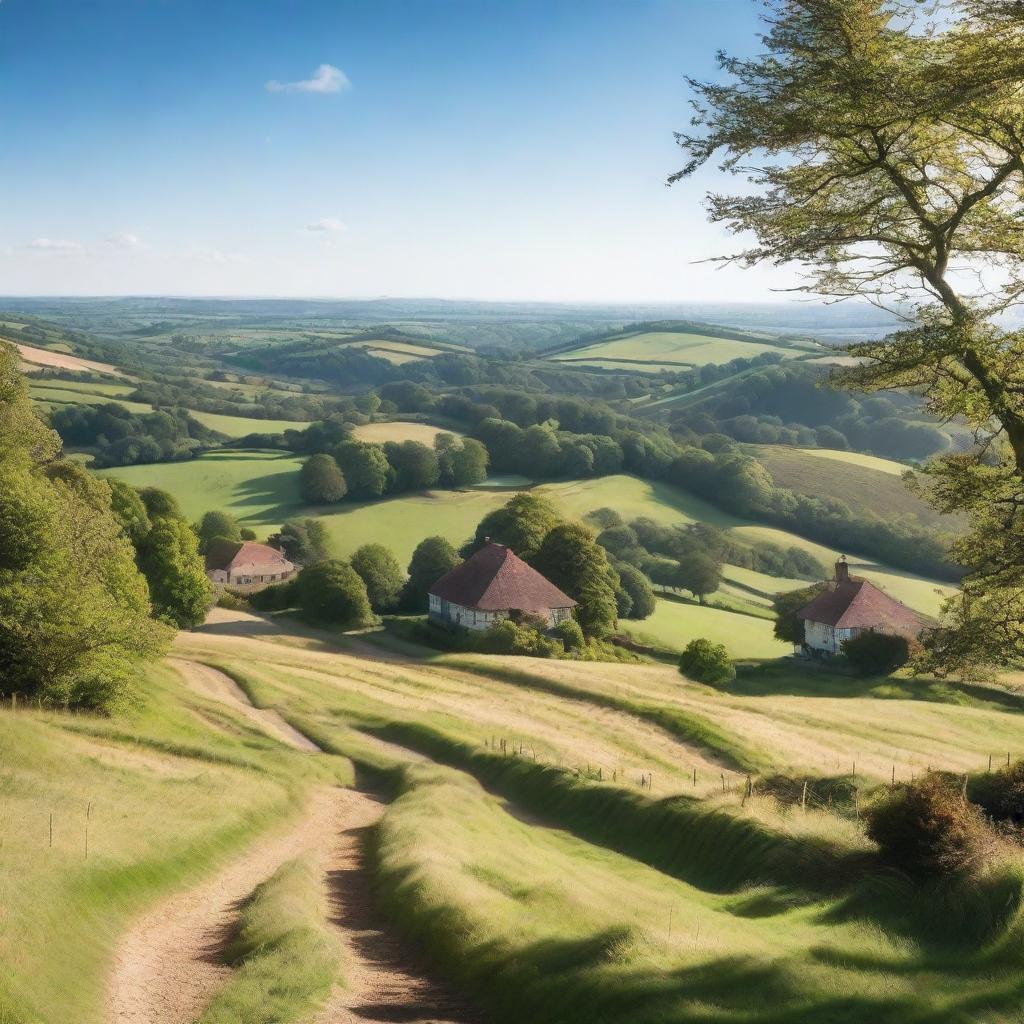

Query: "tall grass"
left=198, top=856, right=342, bottom=1024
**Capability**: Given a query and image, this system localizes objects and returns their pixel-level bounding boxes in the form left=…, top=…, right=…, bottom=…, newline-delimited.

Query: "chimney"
left=835, top=555, right=849, bottom=582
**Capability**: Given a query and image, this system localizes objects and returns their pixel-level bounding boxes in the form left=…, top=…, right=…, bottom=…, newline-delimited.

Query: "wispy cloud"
left=305, top=218, right=347, bottom=233
left=105, top=232, right=142, bottom=249
left=265, top=64, right=350, bottom=95
left=28, top=237, right=83, bottom=252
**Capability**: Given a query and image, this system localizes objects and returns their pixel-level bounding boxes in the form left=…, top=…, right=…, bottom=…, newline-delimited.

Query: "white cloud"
left=265, top=64, right=350, bottom=95
left=105, top=232, right=142, bottom=249
left=28, top=237, right=83, bottom=252
left=305, top=218, right=347, bottom=233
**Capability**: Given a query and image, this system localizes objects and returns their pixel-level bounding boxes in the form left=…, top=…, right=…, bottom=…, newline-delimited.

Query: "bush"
left=678, top=638, right=736, bottom=686
left=480, top=620, right=561, bottom=657
left=843, top=631, right=911, bottom=675
left=216, top=590, right=250, bottom=612
left=248, top=579, right=297, bottom=612
left=553, top=618, right=585, bottom=652
left=970, top=761, right=1024, bottom=827
left=293, top=561, right=372, bottom=627
left=866, top=774, right=993, bottom=877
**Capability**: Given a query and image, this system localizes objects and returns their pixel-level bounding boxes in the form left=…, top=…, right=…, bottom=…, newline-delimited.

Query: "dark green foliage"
left=196, top=510, right=241, bottom=553
left=383, top=440, right=439, bottom=492
left=138, top=517, right=213, bottom=628
left=204, top=536, right=243, bottom=572
left=239, top=527, right=257, bottom=541
left=552, top=617, right=585, bottom=652
left=293, top=560, right=372, bottom=628
left=531, top=523, right=619, bottom=638
left=49, top=402, right=219, bottom=467
left=350, top=543, right=404, bottom=613
left=672, top=553, right=721, bottom=604
left=402, top=536, right=461, bottom=611
left=843, top=632, right=912, bottom=676
left=678, top=638, right=735, bottom=687
left=613, top=563, right=656, bottom=620
left=867, top=775, right=993, bottom=877
left=267, top=519, right=330, bottom=566
left=585, top=507, right=624, bottom=530
left=772, top=585, right=824, bottom=644
left=436, top=434, right=489, bottom=487
left=300, top=454, right=347, bottom=504
left=467, top=493, right=561, bottom=560
left=248, top=579, right=297, bottom=612
left=332, top=440, right=391, bottom=499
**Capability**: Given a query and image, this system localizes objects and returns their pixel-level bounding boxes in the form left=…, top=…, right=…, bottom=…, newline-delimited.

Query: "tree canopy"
left=675, top=0, right=1024, bottom=672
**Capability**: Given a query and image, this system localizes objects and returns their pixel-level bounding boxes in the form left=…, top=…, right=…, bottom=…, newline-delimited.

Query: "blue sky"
left=0, top=0, right=797, bottom=301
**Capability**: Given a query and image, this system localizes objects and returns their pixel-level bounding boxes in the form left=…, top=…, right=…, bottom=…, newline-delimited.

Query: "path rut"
left=106, top=658, right=476, bottom=1024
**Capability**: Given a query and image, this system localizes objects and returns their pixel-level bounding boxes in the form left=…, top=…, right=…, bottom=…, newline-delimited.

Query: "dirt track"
left=105, top=658, right=474, bottom=1023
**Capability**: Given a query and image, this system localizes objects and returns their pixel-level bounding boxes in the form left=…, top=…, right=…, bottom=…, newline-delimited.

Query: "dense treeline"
left=50, top=403, right=221, bottom=467
left=669, top=363, right=953, bottom=461
left=0, top=343, right=174, bottom=709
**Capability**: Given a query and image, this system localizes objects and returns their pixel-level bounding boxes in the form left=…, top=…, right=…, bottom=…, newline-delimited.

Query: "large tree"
left=300, top=453, right=348, bottom=504
left=0, top=343, right=168, bottom=707
left=530, top=523, right=619, bottom=637
left=401, top=535, right=461, bottom=611
left=350, top=543, right=404, bottom=613
left=674, top=1, right=1024, bottom=673
left=294, top=560, right=373, bottom=628
left=466, top=493, right=561, bottom=560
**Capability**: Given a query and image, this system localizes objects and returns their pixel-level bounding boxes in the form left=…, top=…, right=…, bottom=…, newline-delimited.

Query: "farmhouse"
left=206, top=541, right=296, bottom=593
left=797, top=556, right=927, bottom=655
left=428, top=541, right=576, bottom=631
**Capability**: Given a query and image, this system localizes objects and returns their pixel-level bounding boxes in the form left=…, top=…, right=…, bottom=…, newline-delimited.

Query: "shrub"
left=866, top=774, right=993, bottom=877
left=678, top=638, right=736, bottom=686
left=248, top=579, right=297, bottom=612
left=216, top=590, right=250, bottom=612
left=843, top=631, right=911, bottom=675
left=970, top=761, right=1024, bottom=828
left=480, top=620, right=561, bottom=658
left=293, top=560, right=372, bottom=627
left=553, top=618, right=585, bottom=652
left=350, top=543, right=404, bottom=613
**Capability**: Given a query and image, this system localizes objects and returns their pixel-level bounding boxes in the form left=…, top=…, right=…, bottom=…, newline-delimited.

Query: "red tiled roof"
left=797, top=577, right=927, bottom=639
left=429, top=543, right=576, bottom=613
left=207, top=541, right=294, bottom=575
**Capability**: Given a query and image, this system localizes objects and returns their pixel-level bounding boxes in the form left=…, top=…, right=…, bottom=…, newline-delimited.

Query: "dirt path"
left=106, top=786, right=476, bottom=1024
left=106, top=788, right=339, bottom=1024
left=315, top=788, right=476, bottom=1024
left=168, top=656, right=321, bottom=752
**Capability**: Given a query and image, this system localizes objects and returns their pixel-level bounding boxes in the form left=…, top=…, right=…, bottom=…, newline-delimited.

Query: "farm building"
left=206, top=541, right=296, bottom=593
left=428, top=541, right=576, bottom=631
left=797, top=556, right=927, bottom=656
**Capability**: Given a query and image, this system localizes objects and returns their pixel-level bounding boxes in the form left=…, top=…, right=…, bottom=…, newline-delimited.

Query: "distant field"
left=346, top=339, right=442, bottom=363
left=95, top=453, right=953, bottom=615
left=352, top=421, right=463, bottom=445
left=31, top=385, right=154, bottom=415
left=753, top=445, right=958, bottom=529
left=551, top=330, right=801, bottom=370
left=622, top=598, right=790, bottom=658
left=188, top=411, right=309, bottom=437
left=14, top=342, right=122, bottom=376
left=95, top=450, right=306, bottom=525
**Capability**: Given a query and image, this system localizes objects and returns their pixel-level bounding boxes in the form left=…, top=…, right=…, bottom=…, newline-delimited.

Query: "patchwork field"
left=752, top=445, right=959, bottom=530
left=351, top=421, right=464, bottom=445
left=550, top=330, right=805, bottom=370
left=94, top=452, right=952, bottom=626
left=14, top=341, right=123, bottom=376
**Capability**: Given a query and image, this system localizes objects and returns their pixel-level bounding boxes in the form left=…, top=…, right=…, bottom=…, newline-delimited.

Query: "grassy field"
left=93, top=451, right=952, bottom=617
left=96, top=450, right=306, bottom=525
left=551, top=330, right=801, bottom=369
left=9, top=602, right=1024, bottom=1022
left=352, top=421, right=463, bottom=445
left=621, top=598, right=789, bottom=657
left=753, top=445, right=958, bottom=529
left=0, top=658, right=350, bottom=1024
